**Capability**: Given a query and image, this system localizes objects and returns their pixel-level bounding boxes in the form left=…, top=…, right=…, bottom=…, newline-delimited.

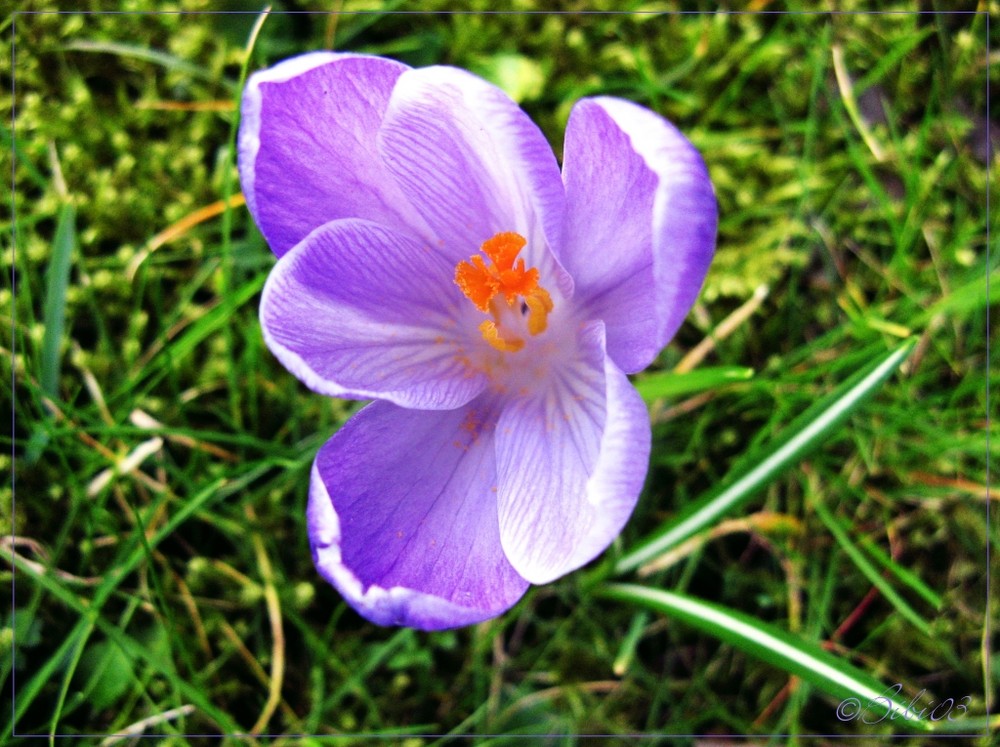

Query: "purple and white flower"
left=239, top=52, right=717, bottom=630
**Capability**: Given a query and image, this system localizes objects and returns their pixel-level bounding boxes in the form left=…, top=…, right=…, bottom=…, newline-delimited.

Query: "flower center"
left=454, top=232, right=553, bottom=353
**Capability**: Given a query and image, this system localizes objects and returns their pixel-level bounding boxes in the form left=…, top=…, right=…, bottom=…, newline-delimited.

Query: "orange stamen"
left=455, top=232, right=553, bottom=353
left=455, top=255, right=496, bottom=312
left=481, top=231, right=526, bottom=270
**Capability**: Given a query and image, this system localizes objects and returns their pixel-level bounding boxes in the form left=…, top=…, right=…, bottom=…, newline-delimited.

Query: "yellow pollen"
left=455, top=232, right=553, bottom=353
left=479, top=320, right=525, bottom=352
left=524, top=287, right=553, bottom=336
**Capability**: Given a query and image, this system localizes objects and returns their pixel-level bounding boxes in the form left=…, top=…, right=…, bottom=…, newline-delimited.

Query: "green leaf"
left=8, top=608, right=42, bottom=649
left=634, top=366, right=755, bottom=403
left=854, top=26, right=935, bottom=94
left=27, top=200, right=76, bottom=463
left=812, top=499, right=933, bottom=636
left=599, top=584, right=986, bottom=734
left=40, top=201, right=76, bottom=399
left=2, top=123, right=49, bottom=190
left=614, top=338, right=916, bottom=575
left=121, top=273, right=265, bottom=395
left=916, top=268, right=1000, bottom=324
left=853, top=533, right=942, bottom=610
left=6, top=478, right=232, bottom=734
left=61, top=40, right=234, bottom=92
left=77, top=638, right=134, bottom=711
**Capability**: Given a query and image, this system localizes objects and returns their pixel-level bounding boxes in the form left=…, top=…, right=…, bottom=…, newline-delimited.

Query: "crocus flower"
left=239, top=52, right=716, bottom=630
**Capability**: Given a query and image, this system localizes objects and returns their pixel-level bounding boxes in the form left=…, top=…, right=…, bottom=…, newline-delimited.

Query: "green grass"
left=3, top=1, right=996, bottom=744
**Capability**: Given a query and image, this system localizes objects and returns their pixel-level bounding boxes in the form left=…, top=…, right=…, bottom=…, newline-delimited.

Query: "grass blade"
left=916, top=267, right=999, bottom=325
left=854, top=533, right=943, bottom=610
left=218, top=7, right=270, bottom=429
left=634, top=366, right=754, bottom=403
left=812, top=498, right=934, bottom=636
left=61, top=40, right=234, bottom=92
left=614, top=338, right=917, bottom=575
left=2, top=123, right=48, bottom=190
left=120, top=273, right=265, bottom=397
left=599, top=584, right=991, bottom=734
left=8, top=477, right=226, bottom=734
left=39, top=201, right=75, bottom=398
left=7, top=552, right=238, bottom=736
left=26, top=199, right=76, bottom=463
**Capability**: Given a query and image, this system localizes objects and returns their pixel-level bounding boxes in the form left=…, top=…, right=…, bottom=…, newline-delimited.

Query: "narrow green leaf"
left=218, top=7, right=270, bottom=430
left=331, top=0, right=409, bottom=48
left=61, top=40, right=234, bottom=91
left=2, top=123, right=49, bottom=190
left=854, top=26, right=935, bottom=94
left=49, top=620, right=95, bottom=741
left=634, top=366, right=755, bottom=403
left=27, top=200, right=77, bottom=463
left=329, top=629, right=413, bottom=706
left=3, top=620, right=89, bottom=738
left=122, top=273, right=265, bottom=394
left=916, top=268, right=999, bottom=324
left=75, top=636, right=135, bottom=711
left=812, top=500, right=933, bottom=636
left=855, top=533, right=942, bottom=610
left=7, top=554, right=239, bottom=735
left=612, top=611, right=650, bottom=676
left=599, top=584, right=985, bottom=734
left=614, top=338, right=916, bottom=575
left=40, top=201, right=75, bottom=398
left=7, top=478, right=226, bottom=733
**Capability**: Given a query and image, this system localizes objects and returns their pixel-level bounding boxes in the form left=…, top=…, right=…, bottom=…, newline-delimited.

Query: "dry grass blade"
left=674, top=284, right=769, bottom=374
left=126, top=192, right=247, bottom=280
left=135, top=100, right=234, bottom=111
left=97, top=705, right=196, bottom=747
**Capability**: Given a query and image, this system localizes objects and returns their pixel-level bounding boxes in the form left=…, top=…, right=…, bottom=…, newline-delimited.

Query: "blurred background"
left=3, top=1, right=996, bottom=743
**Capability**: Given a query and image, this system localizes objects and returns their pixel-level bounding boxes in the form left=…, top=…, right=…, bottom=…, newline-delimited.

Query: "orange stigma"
left=455, top=232, right=553, bottom=353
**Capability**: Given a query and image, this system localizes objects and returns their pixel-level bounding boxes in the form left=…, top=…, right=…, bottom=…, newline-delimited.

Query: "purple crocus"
left=239, top=52, right=717, bottom=630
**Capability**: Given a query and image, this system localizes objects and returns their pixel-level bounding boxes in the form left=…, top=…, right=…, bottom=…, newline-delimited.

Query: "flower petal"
left=494, top=322, right=651, bottom=583
left=261, top=218, right=488, bottom=409
left=239, top=52, right=433, bottom=256
left=561, top=97, right=717, bottom=373
left=308, top=399, right=529, bottom=630
left=377, top=65, right=572, bottom=296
